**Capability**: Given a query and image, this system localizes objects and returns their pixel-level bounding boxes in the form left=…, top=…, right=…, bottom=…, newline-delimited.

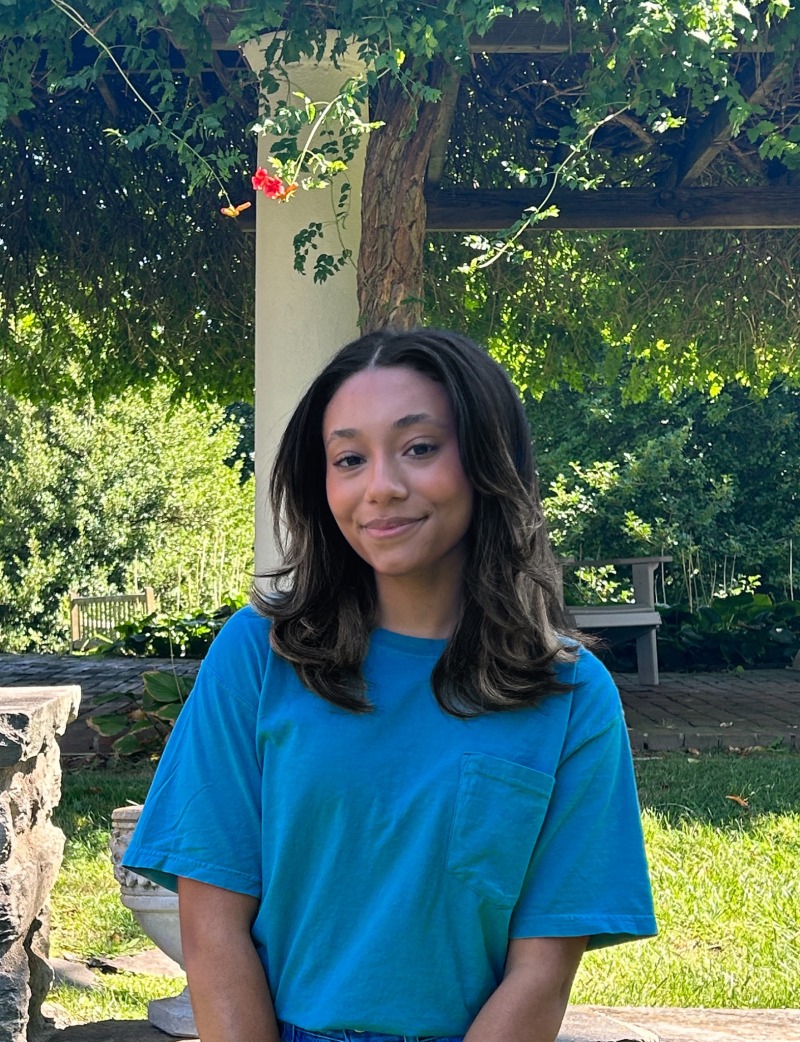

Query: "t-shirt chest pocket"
left=446, top=752, right=555, bottom=908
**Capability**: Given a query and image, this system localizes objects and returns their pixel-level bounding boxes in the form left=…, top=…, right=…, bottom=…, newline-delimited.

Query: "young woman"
left=124, top=328, right=656, bottom=1042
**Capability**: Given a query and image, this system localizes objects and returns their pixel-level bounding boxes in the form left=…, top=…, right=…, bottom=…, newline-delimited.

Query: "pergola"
left=205, top=9, right=800, bottom=235
left=5, top=6, right=800, bottom=564
left=203, top=9, right=800, bottom=564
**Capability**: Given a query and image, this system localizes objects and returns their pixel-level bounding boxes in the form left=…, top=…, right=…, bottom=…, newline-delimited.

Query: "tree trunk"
left=357, top=61, right=452, bottom=332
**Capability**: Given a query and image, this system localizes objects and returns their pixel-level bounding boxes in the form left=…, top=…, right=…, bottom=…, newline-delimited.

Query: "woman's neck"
left=374, top=574, right=463, bottom=640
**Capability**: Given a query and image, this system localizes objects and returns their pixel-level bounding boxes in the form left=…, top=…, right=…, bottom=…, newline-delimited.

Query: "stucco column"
left=243, top=36, right=365, bottom=573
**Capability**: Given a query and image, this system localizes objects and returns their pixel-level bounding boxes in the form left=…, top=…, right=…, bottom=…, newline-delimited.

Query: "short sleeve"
left=509, top=653, right=657, bottom=949
left=122, top=610, right=265, bottom=897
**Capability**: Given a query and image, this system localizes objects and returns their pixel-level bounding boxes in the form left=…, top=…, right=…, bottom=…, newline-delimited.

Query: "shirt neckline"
left=370, top=627, right=449, bottom=657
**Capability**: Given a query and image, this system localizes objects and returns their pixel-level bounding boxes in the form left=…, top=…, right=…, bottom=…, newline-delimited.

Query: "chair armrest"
left=557, top=556, right=672, bottom=610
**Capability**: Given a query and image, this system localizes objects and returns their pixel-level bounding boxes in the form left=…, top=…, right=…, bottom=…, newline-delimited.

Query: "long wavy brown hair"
left=252, top=327, right=583, bottom=715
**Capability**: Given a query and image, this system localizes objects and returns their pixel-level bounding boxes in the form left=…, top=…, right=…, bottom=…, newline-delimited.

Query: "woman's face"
left=323, top=366, right=474, bottom=587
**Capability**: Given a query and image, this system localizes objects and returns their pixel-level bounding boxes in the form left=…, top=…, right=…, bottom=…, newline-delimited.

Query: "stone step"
left=41, top=1005, right=800, bottom=1042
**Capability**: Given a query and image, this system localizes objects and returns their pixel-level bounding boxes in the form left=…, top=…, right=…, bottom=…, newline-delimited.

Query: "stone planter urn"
left=110, top=805, right=198, bottom=1038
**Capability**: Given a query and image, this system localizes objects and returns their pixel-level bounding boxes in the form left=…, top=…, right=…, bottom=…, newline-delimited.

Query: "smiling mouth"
left=362, top=517, right=423, bottom=536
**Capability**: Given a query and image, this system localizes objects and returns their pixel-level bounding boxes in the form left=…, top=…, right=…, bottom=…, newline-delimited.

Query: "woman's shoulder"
left=211, top=601, right=272, bottom=645
left=200, top=602, right=275, bottom=694
left=554, top=642, right=626, bottom=751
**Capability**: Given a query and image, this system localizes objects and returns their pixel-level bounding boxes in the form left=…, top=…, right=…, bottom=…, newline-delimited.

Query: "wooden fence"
left=69, top=588, right=157, bottom=650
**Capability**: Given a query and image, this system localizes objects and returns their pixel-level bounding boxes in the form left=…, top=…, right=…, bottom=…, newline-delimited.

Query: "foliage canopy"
left=3, top=2, right=800, bottom=399
left=426, top=229, right=800, bottom=399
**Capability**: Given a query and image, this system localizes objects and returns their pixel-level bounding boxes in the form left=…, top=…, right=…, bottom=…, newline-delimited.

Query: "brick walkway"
left=0, top=654, right=200, bottom=756
left=1, top=653, right=798, bottom=755
left=617, top=669, right=799, bottom=752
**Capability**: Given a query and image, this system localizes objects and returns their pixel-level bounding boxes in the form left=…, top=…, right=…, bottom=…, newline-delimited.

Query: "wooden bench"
left=69, top=588, right=157, bottom=650
left=558, top=557, right=672, bottom=685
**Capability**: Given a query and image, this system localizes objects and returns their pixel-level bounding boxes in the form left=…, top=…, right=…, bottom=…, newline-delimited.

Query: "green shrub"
left=601, top=593, right=800, bottom=673
left=91, top=594, right=246, bottom=658
left=0, top=386, right=254, bottom=651
left=89, top=669, right=196, bottom=759
left=657, top=594, right=800, bottom=672
left=87, top=599, right=249, bottom=758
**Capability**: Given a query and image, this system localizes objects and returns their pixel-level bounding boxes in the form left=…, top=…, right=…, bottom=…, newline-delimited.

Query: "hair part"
left=253, top=327, right=582, bottom=716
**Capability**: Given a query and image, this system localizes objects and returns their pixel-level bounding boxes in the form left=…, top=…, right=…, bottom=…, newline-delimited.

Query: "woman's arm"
left=178, top=877, right=280, bottom=1042
left=463, top=935, right=588, bottom=1042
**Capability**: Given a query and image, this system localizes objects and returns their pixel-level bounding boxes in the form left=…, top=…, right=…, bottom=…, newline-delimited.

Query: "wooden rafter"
left=610, top=111, right=655, bottom=151
left=237, top=185, right=800, bottom=234
left=666, top=61, right=787, bottom=187
left=204, top=9, right=582, bottom=54
left=424, top=186, right=800, bottom=231
left=95, top=75, right=119, bottom=121
left=467, top=12, right=587, bottom=54
left=426, top=71, right=462, bottom=185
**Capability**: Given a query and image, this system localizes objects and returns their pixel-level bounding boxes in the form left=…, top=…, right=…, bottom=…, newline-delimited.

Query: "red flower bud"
left=252, top=167, right=287, bottom=198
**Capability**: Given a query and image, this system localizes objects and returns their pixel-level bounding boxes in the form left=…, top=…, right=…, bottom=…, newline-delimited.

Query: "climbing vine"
left=2, top=1, right=800, bottom=398
left=5, top=2, right=797, bottom=204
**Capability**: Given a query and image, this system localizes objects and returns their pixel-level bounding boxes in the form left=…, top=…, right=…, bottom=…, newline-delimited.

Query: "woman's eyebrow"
left=394, top=412, right=446, bottom=431
left=326, top=427, right=358, bottom=446
left=325, top=413, right=446, bottom=446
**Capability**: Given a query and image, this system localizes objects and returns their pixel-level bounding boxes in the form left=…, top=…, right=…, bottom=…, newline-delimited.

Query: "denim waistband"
left=278, top=1020, right=464, bottom=1042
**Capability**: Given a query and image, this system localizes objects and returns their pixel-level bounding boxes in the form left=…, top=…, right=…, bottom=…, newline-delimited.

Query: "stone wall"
left=0, top=687, right=81, bottom=1042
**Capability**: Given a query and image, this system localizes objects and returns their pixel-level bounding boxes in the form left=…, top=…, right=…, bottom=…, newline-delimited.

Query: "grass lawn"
left=572, top=752, right=800, bottom=1009
left=49, top=762, right=185, bottom=1022
left=49, top=751, right=800, bottom=1023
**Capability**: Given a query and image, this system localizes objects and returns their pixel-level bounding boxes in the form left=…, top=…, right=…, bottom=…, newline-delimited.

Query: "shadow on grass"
left=55, top=763, right=156, bottom=842
left=55, top=751, right=800, bottom=840
left=634, top=750, right=800, bottom=827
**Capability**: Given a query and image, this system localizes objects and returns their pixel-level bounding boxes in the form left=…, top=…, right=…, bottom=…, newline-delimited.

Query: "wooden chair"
left=558, top=557, right=672, bottom=685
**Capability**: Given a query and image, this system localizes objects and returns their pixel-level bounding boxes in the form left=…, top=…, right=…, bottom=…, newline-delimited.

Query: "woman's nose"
left=365, top=455, right=407, bottom=502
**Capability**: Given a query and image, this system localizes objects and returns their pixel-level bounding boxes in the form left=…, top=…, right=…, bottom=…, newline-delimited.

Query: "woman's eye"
left=407, top=442, right=437, bottom=458
left=333, top=452, right=364, bottom=469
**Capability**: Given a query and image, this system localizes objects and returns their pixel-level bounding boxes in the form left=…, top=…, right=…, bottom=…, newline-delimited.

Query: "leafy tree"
left=530, top=379, right=800, bottom=604
left=426, top=231, right=800, bottom=401
left=0, top=89, right=255, bottom=403
left=0, top=383, right=255, bottom=651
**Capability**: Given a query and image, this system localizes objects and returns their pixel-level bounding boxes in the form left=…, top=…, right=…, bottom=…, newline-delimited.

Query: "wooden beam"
left=206, top=9, right=242, bottom=49
left=207, top=9, right=774, bottom=55
left=467, top=12, right=583, bottom=53
left=670, top=62, right=787, bottom=187
left=669, top=98, right=733, bottom=187
left=204, top=9, right=579, bottom=53
left=467, top=12, right=776, bottom=55
left=471, top=15, right=773, bottom=55
left=424, top=186, right=800, bottom=231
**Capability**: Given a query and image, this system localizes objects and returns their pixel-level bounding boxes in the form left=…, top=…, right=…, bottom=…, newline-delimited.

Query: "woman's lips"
left=362, top=517, right=423, bottom=537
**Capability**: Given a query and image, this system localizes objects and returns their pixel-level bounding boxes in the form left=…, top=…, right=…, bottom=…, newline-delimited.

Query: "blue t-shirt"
left=124, top=605, right=656, bottom=1036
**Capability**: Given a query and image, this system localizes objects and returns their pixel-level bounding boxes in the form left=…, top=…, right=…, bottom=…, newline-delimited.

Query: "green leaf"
left=87, top=713, right=130, bottom=736
left=90, top=691, right=131, bottom=707
left=113, top=733, right=146, bottom=756
left=142, top=670, right=193, bottom=704
left=154, top=702, right=184, bottom=722
left=127, top=718, right=156, bottom=733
